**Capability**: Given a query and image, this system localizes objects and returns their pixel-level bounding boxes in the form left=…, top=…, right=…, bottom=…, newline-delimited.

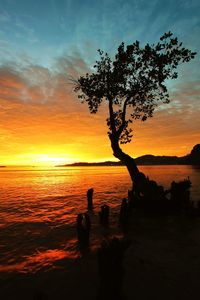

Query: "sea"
left=0, top=165, right=200, bottom=275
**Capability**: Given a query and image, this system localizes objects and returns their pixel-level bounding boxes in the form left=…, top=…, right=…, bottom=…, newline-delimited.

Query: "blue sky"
left=1, top=0, right=200, bottom=69
left=0, top=0, right=200, bottom=164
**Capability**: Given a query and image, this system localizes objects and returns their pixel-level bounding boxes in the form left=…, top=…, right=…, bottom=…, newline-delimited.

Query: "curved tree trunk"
left=110, top=136, right=141, bottom=188
left=108, top=97, right=143, bottom=190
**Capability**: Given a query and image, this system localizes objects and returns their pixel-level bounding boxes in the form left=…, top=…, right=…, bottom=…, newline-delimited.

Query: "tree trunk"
left=110, top=136, right=141, bottom=188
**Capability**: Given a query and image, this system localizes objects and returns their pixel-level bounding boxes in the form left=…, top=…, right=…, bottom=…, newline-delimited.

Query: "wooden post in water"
left=87, top=188, right=94, bottom=209
left=119, top=198, right=129, bottom=229
left=99, top=204, right=110, bottom=225
left=76, top=213, right=91, bottom=248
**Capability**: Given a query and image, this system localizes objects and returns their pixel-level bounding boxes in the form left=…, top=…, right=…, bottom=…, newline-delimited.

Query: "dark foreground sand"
left=1, top=213, right=200, bottom=300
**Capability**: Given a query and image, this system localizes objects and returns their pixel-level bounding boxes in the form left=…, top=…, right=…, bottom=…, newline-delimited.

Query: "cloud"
left=0, top=61, right=70, bottom=106
left=129, top=79, right=200, bottom=156
left=0, top=51, right=199, bottom=164
left=1, top=52, right=91, bottom=110
left=0, top=11, right=10, bottom=23
left=0, top=54, right=110, bottom=164
left=15, top=17, right=38, bottom=44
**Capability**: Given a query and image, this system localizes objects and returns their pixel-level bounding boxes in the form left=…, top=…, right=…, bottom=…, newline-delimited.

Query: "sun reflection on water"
left=0, top=247, right=79, bottom=273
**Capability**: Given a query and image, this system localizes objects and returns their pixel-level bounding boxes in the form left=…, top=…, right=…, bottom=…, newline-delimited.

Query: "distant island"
left=57, top=144, right=200, bottom=167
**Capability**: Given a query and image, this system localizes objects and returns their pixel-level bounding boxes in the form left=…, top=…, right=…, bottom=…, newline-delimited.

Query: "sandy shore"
left=1, top=212, right=200, bottom=300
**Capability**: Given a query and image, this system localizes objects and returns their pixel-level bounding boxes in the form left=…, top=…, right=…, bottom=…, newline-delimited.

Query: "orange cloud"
left=0, top=57, right=199, bottom=166
left=0, top=60, right=110, bottom=165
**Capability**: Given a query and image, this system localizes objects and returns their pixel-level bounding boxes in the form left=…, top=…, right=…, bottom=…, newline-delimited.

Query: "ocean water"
left=0, top=165, right=200, bottom=274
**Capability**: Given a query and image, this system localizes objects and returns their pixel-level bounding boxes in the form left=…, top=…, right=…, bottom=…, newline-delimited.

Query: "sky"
left=0, top=0, right=200, bottom=166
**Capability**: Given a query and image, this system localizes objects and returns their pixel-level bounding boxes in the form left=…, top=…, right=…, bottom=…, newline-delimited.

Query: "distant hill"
left=57, top=144, right=200, bottom=167
left=135, top=155, right=179, bottom=165
left=60, top=161, right=123, bottom=167
left=181, top=144, right=200, bottom=165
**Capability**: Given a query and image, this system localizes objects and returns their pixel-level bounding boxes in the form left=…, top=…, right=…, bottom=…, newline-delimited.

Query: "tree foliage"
left=75, top=32, right=196, bottom=145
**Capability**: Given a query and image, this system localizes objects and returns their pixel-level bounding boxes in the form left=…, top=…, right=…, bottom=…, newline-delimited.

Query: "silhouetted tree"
left=74, top=32, right=196, bottom=189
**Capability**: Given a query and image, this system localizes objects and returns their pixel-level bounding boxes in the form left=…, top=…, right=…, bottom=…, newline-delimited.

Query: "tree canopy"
left=75, top=32, right=196, bottom=146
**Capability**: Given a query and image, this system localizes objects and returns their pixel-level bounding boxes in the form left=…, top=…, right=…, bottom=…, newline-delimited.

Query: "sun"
left=37, top=154, right=67, bottom=166
left=1, top=152, right=81, bottom=167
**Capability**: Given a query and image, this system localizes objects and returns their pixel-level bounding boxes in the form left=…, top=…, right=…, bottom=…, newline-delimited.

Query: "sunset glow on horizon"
left=0, top=0, right=199, bottom=166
